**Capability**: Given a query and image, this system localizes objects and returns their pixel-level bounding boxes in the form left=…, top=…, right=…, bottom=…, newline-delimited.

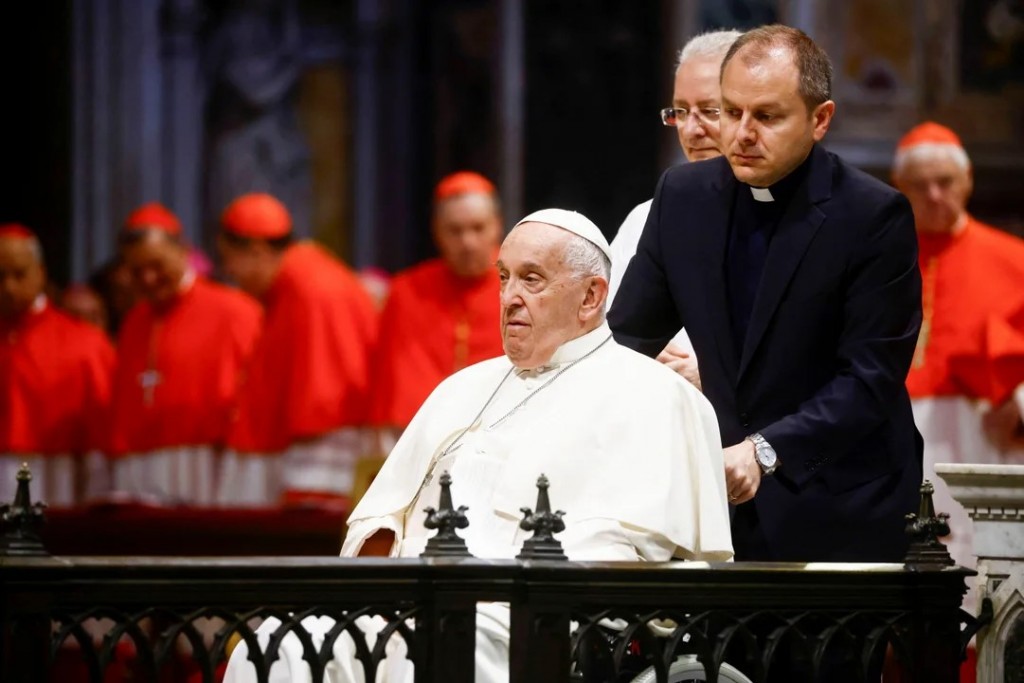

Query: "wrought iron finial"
left=1, top=463, right=49, bottom=557
left=420, top=471, right=473, bottom=558
left=904, top=480, right=955, bottom=570
left=516, top=474, right=567, bottom=561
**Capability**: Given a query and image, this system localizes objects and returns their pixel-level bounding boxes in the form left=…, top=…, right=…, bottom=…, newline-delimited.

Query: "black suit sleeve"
left=760, top=192, right=922, bottom=487
left=608, top=170, right=685, bottom=357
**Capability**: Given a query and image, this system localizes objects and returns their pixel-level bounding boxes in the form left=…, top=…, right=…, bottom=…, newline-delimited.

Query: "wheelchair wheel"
left=630, top=654, right=753, bottom=683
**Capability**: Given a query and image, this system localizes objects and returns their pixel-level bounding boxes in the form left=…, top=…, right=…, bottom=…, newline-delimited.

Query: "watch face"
left=757, top=445, right=777, bottom=468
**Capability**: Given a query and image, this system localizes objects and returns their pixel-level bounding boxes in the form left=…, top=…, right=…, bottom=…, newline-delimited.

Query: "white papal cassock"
left=223, top=322, right=734, bottom=683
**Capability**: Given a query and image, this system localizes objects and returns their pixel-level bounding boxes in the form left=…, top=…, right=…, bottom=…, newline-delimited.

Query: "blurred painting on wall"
left=938, top=0, right=1024, bottom=147
left=826, top=0, right=920, bottom=141
left=960, top=0, right=1024, bottom=93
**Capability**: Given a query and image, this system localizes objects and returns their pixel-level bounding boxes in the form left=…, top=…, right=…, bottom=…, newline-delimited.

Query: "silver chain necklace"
left=417, top=333, right=614, bottom=491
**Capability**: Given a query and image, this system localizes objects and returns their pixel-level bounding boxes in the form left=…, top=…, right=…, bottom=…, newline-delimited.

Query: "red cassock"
left=222, top=243, right=378, bottom=505
left=369, top=258, right=504, bottom=428
left=907, top=217, right=1024, bottom=402
left=108, top=277, right=262, bottom=504
left=0, top=301, right=115, bottom=506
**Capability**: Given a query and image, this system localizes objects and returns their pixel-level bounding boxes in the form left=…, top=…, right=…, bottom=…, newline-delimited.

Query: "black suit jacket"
left=609, top=145, right=924, bottom=561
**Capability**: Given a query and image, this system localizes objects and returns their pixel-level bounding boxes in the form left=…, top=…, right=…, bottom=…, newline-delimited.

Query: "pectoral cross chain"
left=139, top=369, right=163, bottom=405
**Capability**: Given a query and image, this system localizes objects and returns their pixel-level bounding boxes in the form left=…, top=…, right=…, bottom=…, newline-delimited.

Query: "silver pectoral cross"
left=138, top=369, right=163, bottom=405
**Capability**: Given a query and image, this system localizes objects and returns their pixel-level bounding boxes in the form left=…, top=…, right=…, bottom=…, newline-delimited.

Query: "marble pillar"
left=936, top=463, right=1024, bottom=683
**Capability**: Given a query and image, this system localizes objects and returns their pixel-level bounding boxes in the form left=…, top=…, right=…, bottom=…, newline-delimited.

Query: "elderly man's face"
left=121, top=231, right=189, bottom=308
left=497, top=222, right=590, bottom=369
left=0, top=237, right=45, bottom=320
left=433, top=193, right=502, bottom=279
left=719, top=46, right=833, bottom=187
left=894, top=155, right=972, bottom=235
left=673, top=55, right=725, bottom=161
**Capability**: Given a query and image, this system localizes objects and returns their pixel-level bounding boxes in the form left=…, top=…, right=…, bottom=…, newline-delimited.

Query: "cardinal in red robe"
left=217, top=193, right=378, bottom=506
left=369, top=172, right=505, bottom=435
left=0, top=223, right=114, bottom=506
left=893, top=121, right=1024, bottom=613
left=108, top=203, right=262, bottom=505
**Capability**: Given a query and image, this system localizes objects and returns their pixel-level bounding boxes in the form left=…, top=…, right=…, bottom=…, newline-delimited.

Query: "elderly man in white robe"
left=224, top=208, right=734, bottom=683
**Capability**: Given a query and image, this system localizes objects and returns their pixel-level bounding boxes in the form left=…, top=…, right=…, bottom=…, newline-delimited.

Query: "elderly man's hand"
left=656, top=343, right=702, bottom=391
left=982, top=396, right=1024, bottom=452
left=724, top=440, right=761, bottom=504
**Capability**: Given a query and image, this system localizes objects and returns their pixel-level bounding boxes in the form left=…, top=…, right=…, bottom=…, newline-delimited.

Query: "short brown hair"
left=721, top=24, right=832, bottom=109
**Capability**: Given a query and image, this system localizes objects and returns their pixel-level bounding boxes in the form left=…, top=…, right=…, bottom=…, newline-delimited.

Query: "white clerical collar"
left=30, top=294, right=47, bottom=314
left=516, top=322, right=613, bottom=377
left=750, top=186, right=774, bottom=202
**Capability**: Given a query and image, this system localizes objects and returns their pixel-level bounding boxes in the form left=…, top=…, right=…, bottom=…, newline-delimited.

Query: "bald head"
left=0, top=231, right=46, bottom=320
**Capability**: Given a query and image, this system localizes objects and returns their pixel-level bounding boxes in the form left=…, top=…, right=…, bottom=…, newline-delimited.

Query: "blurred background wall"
left=2, top=0, right=1022, bottom=287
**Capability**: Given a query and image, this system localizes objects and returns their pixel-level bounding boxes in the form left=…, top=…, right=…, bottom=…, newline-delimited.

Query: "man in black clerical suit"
left=609, top=24, right=923, bottom=565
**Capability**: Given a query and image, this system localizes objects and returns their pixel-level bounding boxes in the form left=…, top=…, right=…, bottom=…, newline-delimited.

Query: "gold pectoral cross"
left=912, top=319, right=930, bottom=369
left=138, top=369, right=163, bottom=406
left=453, top=318, right=470, bottom=371
left=912, top=256, right=938, bottom=371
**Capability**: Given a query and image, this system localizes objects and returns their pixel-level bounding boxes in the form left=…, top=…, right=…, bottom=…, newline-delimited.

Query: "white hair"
left=563, top=234, right=611, bottom=318
left=676, top=29, right=744, bottom=69
left=892, top=143, right=971, bottom=178
left=563, top=233, right=611, bottom=282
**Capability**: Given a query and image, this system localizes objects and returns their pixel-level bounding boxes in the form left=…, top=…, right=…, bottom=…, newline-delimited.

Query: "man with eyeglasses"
left=607, top=30, right=741, bottom=391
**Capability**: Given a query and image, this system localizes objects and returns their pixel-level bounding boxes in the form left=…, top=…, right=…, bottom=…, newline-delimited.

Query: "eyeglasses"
left=660, top=106, right=721, bottom=127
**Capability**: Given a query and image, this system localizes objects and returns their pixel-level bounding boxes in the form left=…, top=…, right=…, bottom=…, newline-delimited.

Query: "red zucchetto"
left=433, top=171, right=496, bottom=203
left=896, top=121, right=963, bottom=151
left=124, top=203, right=182, bottom=235
left=0, top=223, right=36, bottom=240
left=220, top=193, right=292, bottom=239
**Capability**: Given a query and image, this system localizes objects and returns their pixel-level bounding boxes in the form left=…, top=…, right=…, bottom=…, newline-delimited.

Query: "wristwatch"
left=747, top=433, right=779, bottom=475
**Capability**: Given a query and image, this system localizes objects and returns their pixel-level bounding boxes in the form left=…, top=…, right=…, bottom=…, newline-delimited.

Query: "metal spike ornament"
left=420, top=471, right=473, bottom=558
left=904, top=480, right=955, bottom=570
left=0, top=463, right=49, bottom=556
left=517, top=474, right=568, bottom=560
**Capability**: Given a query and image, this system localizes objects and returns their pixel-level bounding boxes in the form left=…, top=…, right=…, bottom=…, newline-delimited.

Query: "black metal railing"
left=0, top=466, right=976, bottom=683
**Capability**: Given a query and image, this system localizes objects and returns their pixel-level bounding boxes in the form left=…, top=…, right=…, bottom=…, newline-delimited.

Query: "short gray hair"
left=676, top=29, right=743, bottom=69
left=563, top=233, right=611, bottom=282
left=892, top=143, right=971, bottom=177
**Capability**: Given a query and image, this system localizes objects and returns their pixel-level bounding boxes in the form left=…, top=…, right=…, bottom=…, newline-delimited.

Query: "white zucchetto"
left=513, top=208, right=612, bottom=261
